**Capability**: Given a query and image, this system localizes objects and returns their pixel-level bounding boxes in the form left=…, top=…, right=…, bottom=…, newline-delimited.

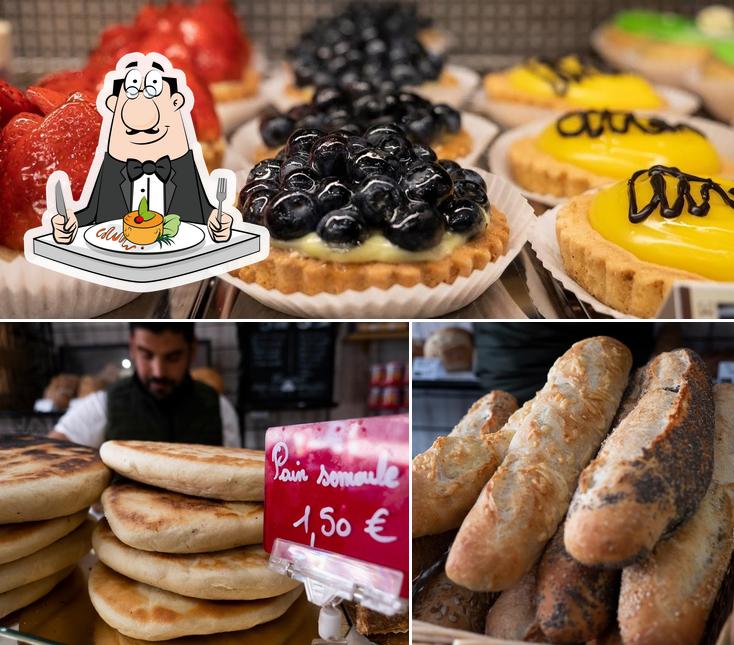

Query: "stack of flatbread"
left=0, top=434, right=110, bottom=620
left=92, top=440, right=304, bottom=642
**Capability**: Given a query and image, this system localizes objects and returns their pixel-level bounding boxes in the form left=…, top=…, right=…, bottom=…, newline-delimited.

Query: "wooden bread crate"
left=413, top=549, right=734, bottom=645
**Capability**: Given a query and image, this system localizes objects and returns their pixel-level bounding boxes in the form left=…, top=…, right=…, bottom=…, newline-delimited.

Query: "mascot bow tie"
left=126, top=156, right=172, bottom=182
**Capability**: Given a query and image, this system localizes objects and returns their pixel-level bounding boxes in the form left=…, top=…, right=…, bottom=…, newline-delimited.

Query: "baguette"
left=536, top=522, right=619, bottom=643
left=445, top=337, right=632, bottom=591
left=564, top=349, right=715, bottom=567
left=484, top=566, right=544, bottom=641
left=413, top=567, right=492, bottom=632
left=412, top=391, right=518, bottom=539
left=618, top=383, right=734, bottom=645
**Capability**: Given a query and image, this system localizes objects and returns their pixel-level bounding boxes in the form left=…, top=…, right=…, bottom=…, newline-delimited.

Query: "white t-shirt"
left=54, top=390, right=241, bottom=448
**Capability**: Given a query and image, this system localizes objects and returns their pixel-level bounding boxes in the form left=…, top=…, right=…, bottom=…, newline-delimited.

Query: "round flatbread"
left=92, top=593, right=311, bottom=645
left=0, top=434, right=110, bottom=523
left=0, top=518, right=94, bottom=594
left=93, top=520, right=300, bottom=600
left=0, top=509, right=88, bottom=565
left=102, top=482, right=262, bottom=553
left=88, top=562, right=303, bottom=640
left=99, top=441, right=264, bottom=501
left=0, top=566, right=74, bottom=620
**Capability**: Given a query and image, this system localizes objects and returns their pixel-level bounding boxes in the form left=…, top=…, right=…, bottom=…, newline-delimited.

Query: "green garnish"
left=156, top=214, right=181, bottom=247
left=138, top=197, right=156, bottom=222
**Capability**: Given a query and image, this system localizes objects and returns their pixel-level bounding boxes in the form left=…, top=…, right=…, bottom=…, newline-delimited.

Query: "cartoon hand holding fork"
left=207, top=175, right=233, bottom=243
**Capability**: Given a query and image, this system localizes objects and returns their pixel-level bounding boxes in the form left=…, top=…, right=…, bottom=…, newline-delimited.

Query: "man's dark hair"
left=129, top=322, right=195, bottom=343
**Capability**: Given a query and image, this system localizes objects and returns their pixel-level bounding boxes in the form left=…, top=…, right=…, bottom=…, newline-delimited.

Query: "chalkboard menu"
left=238, top=323, right=337, bottom=410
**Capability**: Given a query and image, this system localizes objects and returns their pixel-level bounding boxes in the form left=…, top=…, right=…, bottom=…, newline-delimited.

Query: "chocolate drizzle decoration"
left=525, top=57, right=609, bottom=97
left=627, top=165, right=734, bottom=223
left=556, top=110, right=702, bottom=139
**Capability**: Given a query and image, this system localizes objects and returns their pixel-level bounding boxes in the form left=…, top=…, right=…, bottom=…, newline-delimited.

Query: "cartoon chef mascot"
left=51, top=52, right=233, bottom=245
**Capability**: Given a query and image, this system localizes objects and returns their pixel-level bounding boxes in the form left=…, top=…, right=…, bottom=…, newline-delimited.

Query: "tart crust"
left=210, top=66, right=260, bottom=103
left=509, top=136, right=734, bottom=197
left=556, top=192, right=705, bottom=318
left=483, top=71, right=668, bottom=110
left=599, top=25, right=711, bottom=65
left=237, top=206, right=509, bottom=295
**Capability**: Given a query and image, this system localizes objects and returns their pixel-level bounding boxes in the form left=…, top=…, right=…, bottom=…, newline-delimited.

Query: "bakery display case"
left=0, top=322, right=410, bottom=644
left=1, top=0, right=732, bottom=319
left=412, top=321, right=734, bottom=644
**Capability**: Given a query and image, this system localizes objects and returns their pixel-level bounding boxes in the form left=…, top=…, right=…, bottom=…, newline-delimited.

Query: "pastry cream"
left=507, top=57, right=664, bottom=110
left=537, top=112, right=722, bottom=179
left=589, top=170, right=734, bottom=281
left=273, top=214, right=487, bottom=263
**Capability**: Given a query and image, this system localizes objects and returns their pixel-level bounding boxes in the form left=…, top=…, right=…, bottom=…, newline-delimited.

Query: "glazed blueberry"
left=378, top=134, right=412, bottom=165
left=458, top=168, right=487, bottom=192
left=410, top=143, right=437, bottom=162
left=337, top=124, right=362, bottom=136
left=403, top=162, right=453, bottom=205
left=433, top=104, right=461, bottom=134
left=260, top=113, right=296, bottom=148
left=453, top=179, right=488, bottom=207
left=353, top=94, right=387, bottom=123
left=383, top=202, right=446, bottom=251
left=310, top=133, right=349, bottom=177
left=285, top=128, right=324, bottom=157
left=364, top=123, right=406, bottom=146
left=280, top=154, right=311, bottom=180
left=443, top=198, right=487, bottom=237
left=347, top=136, right=370, bottom=157
left=241, top=191, right=276, bottom=226
left=238, top=179, right=279, bottom=207
left=353, top=175, right=403, bottom=227
left=315, top=177, right=353, bottom=213
left=438, top=159, right=462, bottom=176
left=312, top=86, right=345, bottom=110
left=316, top=206, right=368, bottom=247
left=282, top=168, right=320, bottom=193
left=264, top=191, right=320, bottom=240
left=402, top=108, right=439, bottom=144
left=348, top=148, right=397, bottom=182
left=297, top=113, right=327, bottom=131
left=247, top=159, right=281, bottom=184
left=286, top=104, right=312, bottom=122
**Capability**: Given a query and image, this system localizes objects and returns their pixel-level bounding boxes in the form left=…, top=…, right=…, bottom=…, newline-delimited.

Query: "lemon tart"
left=556, top=165, right=734, bottom=317
left=510, top=110, right=734, bottom=197
left=484, top=56, right=665, bottom=111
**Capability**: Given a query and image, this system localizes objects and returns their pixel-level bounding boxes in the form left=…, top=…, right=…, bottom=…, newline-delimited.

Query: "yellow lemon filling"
left=589, top=170, right=734, bottom=280
left=273, top=215, right=487, bottom=264
left=537, top=112, right=722, bottom=179
left=508, top=57, right=664, bottom=110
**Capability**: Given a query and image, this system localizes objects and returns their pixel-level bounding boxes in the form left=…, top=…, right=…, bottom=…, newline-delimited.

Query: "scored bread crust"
left=93, top=520, right=300, bottom=601
left=0, top=435, right=110, bottom=524
left=445, top=337, right=632, bottom=592
left=99, top=441, right=265, bottom=502
left=237, top=208, right=509, bottom=295
left=88, top=563, right=303, bottom=641
left=449, top=391, right=519, bottom=438
left=536, top=523, right=619, bottom=642
left=564, top=349, right=715, bottom=568
left=556, top=192, right=706, bottom=318
left=101, top=482, right=263, bottom=554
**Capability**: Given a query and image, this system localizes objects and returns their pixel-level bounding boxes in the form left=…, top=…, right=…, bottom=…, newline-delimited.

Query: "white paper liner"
left=224, top=111, right=499, bottom=176
left=527, top=204, right=635, bottom=319
left=0, top=250, right=139, bottom=318
left=488, top=113, right=734, bottom=208
left=262, top=64, right=480, bottom=113
left=218, top=170, right=534, bottom=318
left=685, top=67, right=734, bottom=124
left=591, top=26, right=703, bottom=87
left=469, top=82, right=700, bottom=129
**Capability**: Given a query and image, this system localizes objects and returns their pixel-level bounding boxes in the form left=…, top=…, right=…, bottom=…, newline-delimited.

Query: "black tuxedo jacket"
left=76, top=151, right=215, bottom=226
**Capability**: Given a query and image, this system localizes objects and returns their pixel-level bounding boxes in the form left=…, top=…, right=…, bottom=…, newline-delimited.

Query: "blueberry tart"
left=236, top=128, right=509, bottom=295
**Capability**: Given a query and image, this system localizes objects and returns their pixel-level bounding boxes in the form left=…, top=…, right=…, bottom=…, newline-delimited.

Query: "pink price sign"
left=264, top=415, right=409, bottom=599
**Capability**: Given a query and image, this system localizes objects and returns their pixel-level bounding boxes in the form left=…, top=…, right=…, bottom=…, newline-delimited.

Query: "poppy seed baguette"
left=618, top=383, right=734, bottom=645
left=564, top=349, right=715, bottom=568
left=445, top=337, right=632, bottom=591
